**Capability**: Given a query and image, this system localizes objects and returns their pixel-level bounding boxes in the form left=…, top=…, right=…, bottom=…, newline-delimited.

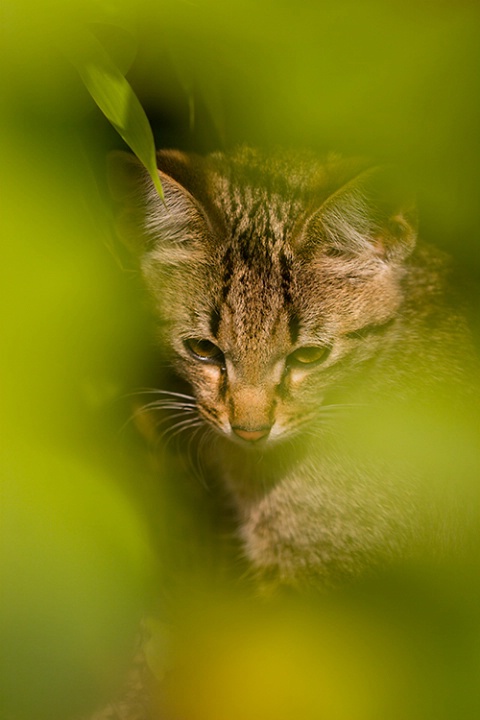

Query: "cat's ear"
left=107, top=150, right=211, bottom=262
left=300, top=165, right=417, bottom=263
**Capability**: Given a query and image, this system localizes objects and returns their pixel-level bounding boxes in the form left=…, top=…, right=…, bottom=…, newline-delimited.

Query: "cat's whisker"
left=197, top=426, right=218, bottom=485
left=191, top=427, right=205, bottom=483
left=137, top=400, right=196, bottom=413
left=121, top=402, right=195, bottom=435
left=185, top=424, right=203, bottom=484
left=155, top=418, right=201, bottom=462
left=132, top=401, right=195, bottom=416
left=161, top=417, right=204, bottom=442
left=152, top=410, right=197, bottom=430
left=319, top=402, right=366, bottom=411
left=131, top=388, right=196, bottom=402
left=187, top=424, right=212, bottom=490
left=164, top=422, right=204, bottom=454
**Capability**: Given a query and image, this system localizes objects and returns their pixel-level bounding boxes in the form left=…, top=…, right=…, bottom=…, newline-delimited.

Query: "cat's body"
left=109, top=147, right=478, bottom=590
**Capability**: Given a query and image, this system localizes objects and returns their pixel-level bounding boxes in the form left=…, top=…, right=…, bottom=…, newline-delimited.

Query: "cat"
left=108, top=146, right=479, bottom=592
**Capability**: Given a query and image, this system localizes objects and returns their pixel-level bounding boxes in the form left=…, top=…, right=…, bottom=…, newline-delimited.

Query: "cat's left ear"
left=300, top=165, right=417, bottom=263
left=107, top=150, right=213, bottom=261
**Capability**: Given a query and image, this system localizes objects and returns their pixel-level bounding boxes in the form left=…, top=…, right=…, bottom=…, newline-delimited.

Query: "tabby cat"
left=109, top=147, right=478, bottom=590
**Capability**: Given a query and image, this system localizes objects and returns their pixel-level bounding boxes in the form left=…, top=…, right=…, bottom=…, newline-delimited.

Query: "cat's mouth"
left=230, top=425, right=272, bottom=444
left=227, top=421, right=296, bottom=449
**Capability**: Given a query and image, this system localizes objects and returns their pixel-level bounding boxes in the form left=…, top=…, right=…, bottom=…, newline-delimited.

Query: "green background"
left=1, top=1, right=480, bottom=718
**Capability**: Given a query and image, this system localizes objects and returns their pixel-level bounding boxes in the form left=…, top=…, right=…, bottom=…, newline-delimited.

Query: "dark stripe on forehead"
left=279, top=249, right=294, bottom=305
left=221, top=245, right=234, bottom=301
left=288, top=311, right=301, bottom=345
left=236, top=228, right=275, bottom=277
left=210, top=306, right=221, bottom=338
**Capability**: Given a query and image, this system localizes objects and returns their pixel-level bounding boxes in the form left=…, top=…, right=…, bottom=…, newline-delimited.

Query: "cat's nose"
left=232, top=425, right=271, bottom=442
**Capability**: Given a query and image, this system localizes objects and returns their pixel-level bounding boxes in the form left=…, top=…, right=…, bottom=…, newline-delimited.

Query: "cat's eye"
left=287, top=345, right=329, bottom=368
left=185, top=338, right=224, bottom=364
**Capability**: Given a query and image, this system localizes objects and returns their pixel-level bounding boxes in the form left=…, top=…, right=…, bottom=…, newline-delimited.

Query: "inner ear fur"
left=301, top=165, right=417, bottom=262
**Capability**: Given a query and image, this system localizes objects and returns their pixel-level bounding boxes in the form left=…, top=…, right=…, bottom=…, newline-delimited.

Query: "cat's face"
left=109, top=148, right=416, bottom=448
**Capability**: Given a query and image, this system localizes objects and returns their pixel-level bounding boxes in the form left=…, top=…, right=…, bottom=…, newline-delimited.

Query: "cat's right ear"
left=107, top=150, right=211, bottom=262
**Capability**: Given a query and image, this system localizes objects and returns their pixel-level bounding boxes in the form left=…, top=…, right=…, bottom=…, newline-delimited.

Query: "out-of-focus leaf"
left=197, top=70, right=226, bottom=145
left=65, top=26, right=163, bottom=198
left=169, top=46, right=226, bottom=143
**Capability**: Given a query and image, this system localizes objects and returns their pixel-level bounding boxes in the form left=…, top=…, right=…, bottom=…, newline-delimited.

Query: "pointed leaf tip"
left=65, top=26, right=163, bottom=199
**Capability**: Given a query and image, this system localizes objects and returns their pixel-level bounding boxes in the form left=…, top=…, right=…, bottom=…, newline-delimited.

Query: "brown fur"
left=108, top=147, right=478, bottom=590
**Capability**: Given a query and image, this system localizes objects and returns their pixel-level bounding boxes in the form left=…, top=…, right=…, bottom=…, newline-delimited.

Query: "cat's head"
left=108, top=148, right=417, bottom=447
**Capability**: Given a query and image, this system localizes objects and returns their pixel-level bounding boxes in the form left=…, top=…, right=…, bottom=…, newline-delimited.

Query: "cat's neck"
left=209, top=432, right=315, bottom=511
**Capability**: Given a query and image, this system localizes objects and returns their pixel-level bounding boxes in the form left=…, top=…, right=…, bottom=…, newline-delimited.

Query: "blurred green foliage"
left=65, top=25, right=163, bottom=197
left=1, top=0, right=480, bottom=718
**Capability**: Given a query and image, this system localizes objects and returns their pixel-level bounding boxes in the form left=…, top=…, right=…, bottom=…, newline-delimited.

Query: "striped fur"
left=109, top=147, right=477, bottom=588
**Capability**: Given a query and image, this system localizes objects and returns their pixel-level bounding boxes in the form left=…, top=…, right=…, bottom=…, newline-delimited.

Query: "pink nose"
left=232, top=426, right=271, bottom=442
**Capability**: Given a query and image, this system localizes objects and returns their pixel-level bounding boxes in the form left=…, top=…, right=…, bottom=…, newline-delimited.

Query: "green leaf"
left=65, top=27, right=163, bottom=198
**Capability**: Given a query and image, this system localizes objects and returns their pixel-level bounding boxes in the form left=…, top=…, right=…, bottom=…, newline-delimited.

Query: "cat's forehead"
left=210, top=173, right=303, bottom=246
left=204, top=163, right=310, bottom=361
left=217, top=288, right=292, bottom=371
left=209, top=247, right=310, bottom=378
